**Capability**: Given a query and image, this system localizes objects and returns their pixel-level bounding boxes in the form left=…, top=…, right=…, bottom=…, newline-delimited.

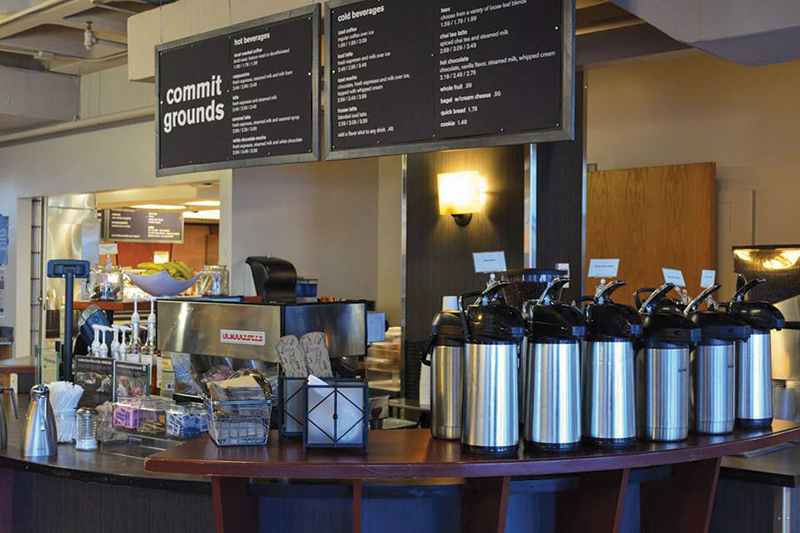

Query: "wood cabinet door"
left=585, top=162, right=716, bottom=307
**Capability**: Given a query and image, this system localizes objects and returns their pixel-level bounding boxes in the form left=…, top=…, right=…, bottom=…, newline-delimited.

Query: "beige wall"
left=586, top=51, right=800, bottom=293
left=230, top=159, right=381, bottom=303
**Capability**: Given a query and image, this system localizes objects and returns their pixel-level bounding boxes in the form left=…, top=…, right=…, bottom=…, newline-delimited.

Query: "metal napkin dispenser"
left=157, top=299, right=368, bottom=362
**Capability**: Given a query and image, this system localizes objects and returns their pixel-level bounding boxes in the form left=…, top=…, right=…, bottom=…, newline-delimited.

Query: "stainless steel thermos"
left=0, top=387, right=18, bottom=449
left=636, top=283, right=701, bottom=442
left=422, top=305, right=465, bottom=440
left=726, top=277, right=784, bottom=429
left=22, top=384, right=58, bottom=457
left=459, top=282, right=525, bottom=456
left=524, top=278, right=586, bottom=452
left=685, top=284, right=750, bottom=435
left=576, top=281, right=641, bottom=448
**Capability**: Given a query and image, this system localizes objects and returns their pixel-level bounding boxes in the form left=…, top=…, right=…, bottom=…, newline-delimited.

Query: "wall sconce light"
left=438, top=171, right=487, bottom=227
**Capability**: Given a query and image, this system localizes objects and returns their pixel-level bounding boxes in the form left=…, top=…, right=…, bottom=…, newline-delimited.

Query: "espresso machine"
left=636, top=283, right=701, bottom=442
left=685, top=284, right=750, bottom=435
left=726, top=277, right=785, bottom=428
left=459, top=282, right=525, bottom=456
left=577, top=281, right=641, bottom=448
left=422, top=306, right=465, bottom=440
left=524, top=278, right=585, bottom=452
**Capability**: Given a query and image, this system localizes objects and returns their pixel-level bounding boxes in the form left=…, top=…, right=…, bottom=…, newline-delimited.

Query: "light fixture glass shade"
left=438, top=171, right=485, bottom=215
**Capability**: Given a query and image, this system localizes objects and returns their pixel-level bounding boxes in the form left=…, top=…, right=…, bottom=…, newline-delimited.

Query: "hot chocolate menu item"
left=326, top=0, right=572, bottom=158
left=156, top=5, right=320, bottom=176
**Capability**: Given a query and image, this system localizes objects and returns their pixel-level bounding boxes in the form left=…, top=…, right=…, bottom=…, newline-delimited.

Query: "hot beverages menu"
left=157, top=7, right=319, bottom=174
left=328, top=0, right=565, bottom=156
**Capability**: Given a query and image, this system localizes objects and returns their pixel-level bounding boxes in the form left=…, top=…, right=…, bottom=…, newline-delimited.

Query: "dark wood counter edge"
left=0, top=453, right=211, bottom=494
left=144, top=425, right=800, bottom=480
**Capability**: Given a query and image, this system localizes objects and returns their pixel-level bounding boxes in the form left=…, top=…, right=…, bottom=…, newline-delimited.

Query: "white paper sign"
left=588, top=258, right=620, bottom=278
left=662, top=268, right=686, bottom=287
left=473, top=251, right=507, bottom=273
left=556, top=262, right=570, bottom=288
left=700, top=269, right=716, bottom=288
left=99, top=243, right=118, bottom=256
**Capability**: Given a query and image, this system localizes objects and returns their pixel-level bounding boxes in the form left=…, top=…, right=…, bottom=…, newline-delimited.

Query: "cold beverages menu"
left=328, top=0, right=565, bottom=156
left=157, top=7, right=319, bottom=174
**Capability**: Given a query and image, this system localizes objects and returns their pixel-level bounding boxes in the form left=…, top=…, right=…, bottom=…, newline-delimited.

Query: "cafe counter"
left=2, top=392, right=800, bottom=533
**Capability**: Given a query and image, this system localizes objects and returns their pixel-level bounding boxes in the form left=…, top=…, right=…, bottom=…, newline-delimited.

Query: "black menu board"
left=156, top=5, right=320, bottom=176
left=104, top=209, right=184, bottom=243
left=326, top=0, right=573, bottom=159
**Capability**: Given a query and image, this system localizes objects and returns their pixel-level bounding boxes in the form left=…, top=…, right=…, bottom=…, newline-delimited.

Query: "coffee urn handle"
left=684, top=284, right=722, bottom=315
left=634, top=287, right=656, bottom=310
left=0, top=387, right=17, bottom=419
left=539, top=278, right=570, bottom=306
left=597, top=280, right=627, bottom=303
left=458, top=290, right=483, bottom=344
left=732, top=277, right=765, bottom=302
left=638, top=283, right=676, bottom=314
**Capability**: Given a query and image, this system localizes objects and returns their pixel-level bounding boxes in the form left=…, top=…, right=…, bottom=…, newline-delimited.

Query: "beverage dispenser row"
left=423, top=275, right=785, bottom=456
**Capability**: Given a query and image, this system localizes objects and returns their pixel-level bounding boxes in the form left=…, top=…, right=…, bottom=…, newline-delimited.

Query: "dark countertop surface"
left=2, top=393, right=800, bottom=490
left=0, top=394, right=208, bottom=492
left=146, top=420, right=800, bottom=480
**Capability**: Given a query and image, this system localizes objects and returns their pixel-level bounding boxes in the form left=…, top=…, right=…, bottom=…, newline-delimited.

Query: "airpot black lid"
left=683, top=283, right=751, bottom=343
left=531, top=303, right=586, bottom=341
left=726, top=277, right=785, bottom=332
left=428, top=311, right=464, bottom=347
left=586, top=302, right=643, bottom=340
left=688, top=311, right=751, bottom=344
left=638, top=283, right=701, bottom=347
left=580, top=281, right=642, bottom=340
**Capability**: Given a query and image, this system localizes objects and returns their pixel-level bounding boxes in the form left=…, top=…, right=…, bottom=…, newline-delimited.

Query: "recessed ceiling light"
left=183, top=209, right=220, bottom=220
left=130, top=204, right=187, bottom=210
left=185, top=200, right=221, bottom=207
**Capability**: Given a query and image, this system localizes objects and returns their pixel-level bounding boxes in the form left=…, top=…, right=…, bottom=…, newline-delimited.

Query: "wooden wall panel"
left=405, top=146, right=526, bottom=342
left=585, top=162, right=716, bottom=307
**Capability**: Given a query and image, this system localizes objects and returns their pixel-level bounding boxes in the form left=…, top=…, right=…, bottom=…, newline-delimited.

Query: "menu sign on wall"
left=326, top=0, right=573, bottom=159
left=156, top=5, right=321, bottom=176
left=104, top=210, right=184, bottom=243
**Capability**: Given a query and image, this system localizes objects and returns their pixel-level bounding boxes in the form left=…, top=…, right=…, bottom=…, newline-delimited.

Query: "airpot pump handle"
left=732, top=278, right=766, bottom=303
left=639, top=283, right=676, bottom=315
left=539, top=278, right=570, bottom=306
left=684, top=283, right=722, bottom=315
left=458, top=290, right=484, bottom=344
left=571, top=296, right=596, bottom=309
left=597, top=280, right=627, bottom=304
left=634, top=288, right=656, bottom=310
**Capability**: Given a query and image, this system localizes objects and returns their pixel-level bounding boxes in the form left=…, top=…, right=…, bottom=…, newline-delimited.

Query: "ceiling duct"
left=612, top=0, right=800, bottom=66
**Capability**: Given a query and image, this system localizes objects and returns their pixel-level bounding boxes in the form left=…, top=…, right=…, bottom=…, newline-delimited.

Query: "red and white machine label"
left=219, top=329, right=267, bottom=346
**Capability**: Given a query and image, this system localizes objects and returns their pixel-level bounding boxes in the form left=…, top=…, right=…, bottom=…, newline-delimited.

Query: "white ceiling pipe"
left=0, top=105, right=153, bottom=146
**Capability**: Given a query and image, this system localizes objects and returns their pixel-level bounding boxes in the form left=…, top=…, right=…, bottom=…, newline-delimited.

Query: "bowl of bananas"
left=128, top=261, right=201, bottom=297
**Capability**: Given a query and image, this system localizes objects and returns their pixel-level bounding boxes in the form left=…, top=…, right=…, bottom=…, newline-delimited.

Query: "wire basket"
left=204, top=396, right=273, bottom=447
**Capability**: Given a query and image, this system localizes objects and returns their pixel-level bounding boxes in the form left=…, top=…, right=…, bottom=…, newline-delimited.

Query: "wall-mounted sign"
left=156, top=5, right=321, bottom=176
left=325, top=0, right=574, bottom=160
left=0, top=215, right=8, bottom=266
left=103, top=209, right=184, bottom=243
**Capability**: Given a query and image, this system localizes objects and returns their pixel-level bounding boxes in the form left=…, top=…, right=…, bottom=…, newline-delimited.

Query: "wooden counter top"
left=146, top=421, right=800, bottom=480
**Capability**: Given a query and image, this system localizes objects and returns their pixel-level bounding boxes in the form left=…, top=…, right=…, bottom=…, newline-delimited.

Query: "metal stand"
left=46, top=260, right=90, bottom=382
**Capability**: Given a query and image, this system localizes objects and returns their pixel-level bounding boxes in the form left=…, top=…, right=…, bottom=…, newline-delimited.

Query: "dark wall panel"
left=405, top=145, right=526, bottom=343
left=536, top=70, right=586, bottom=304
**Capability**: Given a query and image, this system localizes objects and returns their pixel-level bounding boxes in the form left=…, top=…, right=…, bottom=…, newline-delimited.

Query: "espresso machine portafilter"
left=459, top=282, right=525, bottom=456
